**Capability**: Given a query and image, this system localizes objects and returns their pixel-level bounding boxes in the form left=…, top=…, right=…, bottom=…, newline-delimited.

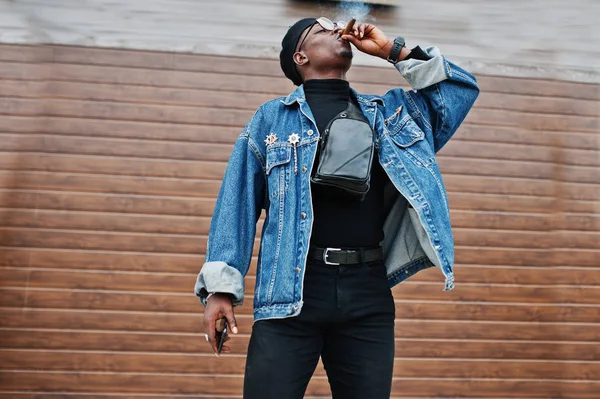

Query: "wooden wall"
left=0, top=43, right=599, bottom=398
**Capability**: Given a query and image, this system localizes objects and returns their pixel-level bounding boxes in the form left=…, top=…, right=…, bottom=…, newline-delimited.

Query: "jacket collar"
left=280, top=84, right=385, bottom=107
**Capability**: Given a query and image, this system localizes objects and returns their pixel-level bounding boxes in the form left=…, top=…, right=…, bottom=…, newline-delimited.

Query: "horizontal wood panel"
left=1, top=268, right=599, bottom=304
left=0, top=248, right=204, bottom=273
left=4, top=44, right=599, bottom=103
left=44, top=45, right=600, bottom=100
left=2, top=289, right=599, bottom=322
left=1, top=225, right=598, bottom=254
left=1, top=208, right=569, bottom=234
left=0, top=133, right=568, bottom=167
left=2, top=114, right=596, bottom=152
left=2, top=244, right=599, bottom=272
left=3, top=350, right=598, bottom=380
left=1, top=44, right=598, bottom=398
left=2, top=329, right=597, bottom=361
left=1, top=371, right=599, bottom=398
left=0, top=188, right=570, bottom=219
left=3, top=308, right=600, bottom=341
left=0, top=189, right=218, bottom=217
left=3, top=77, right=597, bottom=118
left=2, top=94, right=597, bottom=133
left=2, top=256, right=600, bottom=285
left=7, top=171, right=592, bottom=200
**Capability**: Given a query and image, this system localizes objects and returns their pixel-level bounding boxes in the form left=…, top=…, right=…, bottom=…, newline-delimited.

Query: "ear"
left=293, top=52, right=308, bottom=66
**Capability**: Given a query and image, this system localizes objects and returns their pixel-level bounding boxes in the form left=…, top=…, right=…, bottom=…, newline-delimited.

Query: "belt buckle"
left=323, top=247, right=342, bottom=265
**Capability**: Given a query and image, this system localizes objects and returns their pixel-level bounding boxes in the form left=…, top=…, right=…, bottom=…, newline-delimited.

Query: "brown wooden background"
left=0, top=43, right=599, bottom=398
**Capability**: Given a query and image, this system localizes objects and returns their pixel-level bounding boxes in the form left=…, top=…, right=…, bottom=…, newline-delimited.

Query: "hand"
left=203, top=293, right=238, bottom=356
left=340, top=23, right=393, bottom=60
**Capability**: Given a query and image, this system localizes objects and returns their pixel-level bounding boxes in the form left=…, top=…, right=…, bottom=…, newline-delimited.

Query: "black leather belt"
left=308, top=247, right=384, bottom=266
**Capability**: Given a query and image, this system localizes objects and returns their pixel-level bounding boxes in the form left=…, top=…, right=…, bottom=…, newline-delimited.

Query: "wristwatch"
left=386, top=36, right=406, bottom=64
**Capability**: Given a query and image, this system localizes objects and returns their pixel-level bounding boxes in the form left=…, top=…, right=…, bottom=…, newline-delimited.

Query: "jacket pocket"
left=266, top=144, right=292, bottom=199
left=387, top=116, right=435, bottom=167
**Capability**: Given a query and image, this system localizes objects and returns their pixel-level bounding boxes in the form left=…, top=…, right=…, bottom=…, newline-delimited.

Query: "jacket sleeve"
left=194, top=109, right=266, bottom=307
left=386, top=46, right=480, bottom=153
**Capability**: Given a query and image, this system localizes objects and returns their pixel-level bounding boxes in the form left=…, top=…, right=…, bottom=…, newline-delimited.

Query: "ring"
left=204, top=333, right=209, bottom=342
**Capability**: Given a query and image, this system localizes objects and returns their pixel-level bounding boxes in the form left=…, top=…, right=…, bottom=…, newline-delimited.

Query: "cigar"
left=341, top=18, right=356, bottom=36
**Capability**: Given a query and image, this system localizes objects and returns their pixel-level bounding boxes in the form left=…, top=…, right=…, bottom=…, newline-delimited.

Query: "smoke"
left=332, top=2, right=374, bottom=24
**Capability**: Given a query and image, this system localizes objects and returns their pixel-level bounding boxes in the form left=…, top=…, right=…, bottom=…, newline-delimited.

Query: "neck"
left=302, top=69, right=347, bottom=81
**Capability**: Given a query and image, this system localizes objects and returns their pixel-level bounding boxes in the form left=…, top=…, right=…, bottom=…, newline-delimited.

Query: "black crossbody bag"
left=311, top=101, right=375, bottom=199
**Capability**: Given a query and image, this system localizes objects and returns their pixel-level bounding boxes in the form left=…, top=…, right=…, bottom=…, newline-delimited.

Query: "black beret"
left=280, top=17, right=317, bottom=86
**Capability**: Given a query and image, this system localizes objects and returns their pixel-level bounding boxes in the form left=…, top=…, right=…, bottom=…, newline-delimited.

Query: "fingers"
left=204, top=314, right=218, bottom=355
left=341, top=34, right=361, bottom=46
left=223, top=306, right=239, bottom=334
left=215, top=318, right=225, bottom=333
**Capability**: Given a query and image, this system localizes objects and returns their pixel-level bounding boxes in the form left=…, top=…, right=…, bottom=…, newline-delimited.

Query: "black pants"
left=243, top=258, right=396, bottom=399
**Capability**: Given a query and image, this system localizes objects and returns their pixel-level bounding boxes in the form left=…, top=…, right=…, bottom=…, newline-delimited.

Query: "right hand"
left=203, top=293, right=239, bottom=356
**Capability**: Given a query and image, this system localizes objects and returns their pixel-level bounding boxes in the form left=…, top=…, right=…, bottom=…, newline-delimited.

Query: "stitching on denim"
left=453, top=69, right=478, bottom=86
left=434, top=83, right=448, bottom=144
left=248, top=136, right=266, bottom=174
left=407, top=91, right=433, bottom=133
left=267, top=168, right=285, bottom=304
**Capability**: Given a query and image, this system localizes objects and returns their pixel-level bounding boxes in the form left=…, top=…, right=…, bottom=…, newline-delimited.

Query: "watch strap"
left=386, top=36, right=406, bottom=64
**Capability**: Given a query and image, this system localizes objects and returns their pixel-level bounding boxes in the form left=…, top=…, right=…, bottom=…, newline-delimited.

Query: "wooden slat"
left=1, top=114, right=595, bottom=152
left=2, top=289, right=599, bottom=323
left=46, top=45, right=599, bottom=100
left=2, top=256, right=600, bottom=286
left=0, top=131, right=572, bottom=165
left=2, top=350, right=598, bottom=380
left=3, top=308, right=600, bottom=341
left=3, top=76, right=597, bottom=118
left=0, top=171, right=222, bottom=197
left=0, top=190, right=218, bottom=217
left=2, top=267, right=599, bottom=305
left=0, top=207, right=559, bottom=234
left=1, top=170, right=574, bottom=199
left=3, top=94, right=597, bottom=133
left=45, top=44, right=600, bottom=100
left=2, top=329, right=597, bottom=361
left=2, top=371, right=599, bottom=398
left=0, top=134, right=236, bottom=163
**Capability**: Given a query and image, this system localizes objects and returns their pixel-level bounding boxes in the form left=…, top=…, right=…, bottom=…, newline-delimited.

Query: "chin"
left=340, top=49, right=353, bottom=59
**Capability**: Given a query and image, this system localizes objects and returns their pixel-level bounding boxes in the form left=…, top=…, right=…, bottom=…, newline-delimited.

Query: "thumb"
left=224, top=306, right=239, bottom=334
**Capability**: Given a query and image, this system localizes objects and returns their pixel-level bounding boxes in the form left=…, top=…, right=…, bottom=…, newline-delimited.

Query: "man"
left=195, top=17, right=479, bottom=399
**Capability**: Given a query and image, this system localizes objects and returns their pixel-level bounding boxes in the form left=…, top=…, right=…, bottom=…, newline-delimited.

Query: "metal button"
left=301, top=212, right=307, bottom=219
left=302, top=166, right=308, bottom=173
left=404, top=270, right=409, bottom=274
left=296, top=267, right=301, bottom=274
left=307, top=129, right=314, bottom=136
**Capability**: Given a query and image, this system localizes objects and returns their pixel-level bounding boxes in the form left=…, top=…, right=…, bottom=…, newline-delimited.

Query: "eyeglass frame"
left=296, top=17, right=348, bottom=53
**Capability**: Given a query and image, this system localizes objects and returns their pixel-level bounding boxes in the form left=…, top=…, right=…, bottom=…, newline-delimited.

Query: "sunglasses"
left=297, top=17, right=348, bottom=52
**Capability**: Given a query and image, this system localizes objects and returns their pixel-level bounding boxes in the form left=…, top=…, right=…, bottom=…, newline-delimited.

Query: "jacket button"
left=302, top=166, right=307, bottom=173
left=296, top=267, right=301, bottom=274
left=301, top=212, right=307, bottom=219
left=307, top=129, right=314, bottom=136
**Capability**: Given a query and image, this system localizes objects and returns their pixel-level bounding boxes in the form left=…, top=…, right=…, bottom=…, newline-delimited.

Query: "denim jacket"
left=195, top=47, right=480, bottom=321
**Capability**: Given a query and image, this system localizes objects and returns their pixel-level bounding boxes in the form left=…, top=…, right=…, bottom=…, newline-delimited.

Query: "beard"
left=340, top=49, right=353, bottom=59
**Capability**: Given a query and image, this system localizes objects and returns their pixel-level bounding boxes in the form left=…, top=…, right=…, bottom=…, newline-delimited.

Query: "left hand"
left=340, top=23, right=393, bottom=60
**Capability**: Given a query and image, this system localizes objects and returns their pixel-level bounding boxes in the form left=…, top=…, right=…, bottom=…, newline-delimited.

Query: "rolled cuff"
left=395, top=46, right=449, bottom=90
left=194, top=261, right=245, bottom=307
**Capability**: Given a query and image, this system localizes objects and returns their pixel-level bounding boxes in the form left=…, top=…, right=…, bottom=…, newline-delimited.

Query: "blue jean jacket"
left=195, top=47, right=480, bottom=321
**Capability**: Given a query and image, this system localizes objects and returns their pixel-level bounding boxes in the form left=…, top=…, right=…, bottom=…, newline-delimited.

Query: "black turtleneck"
left=304, top=79, right=387, bottom=249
